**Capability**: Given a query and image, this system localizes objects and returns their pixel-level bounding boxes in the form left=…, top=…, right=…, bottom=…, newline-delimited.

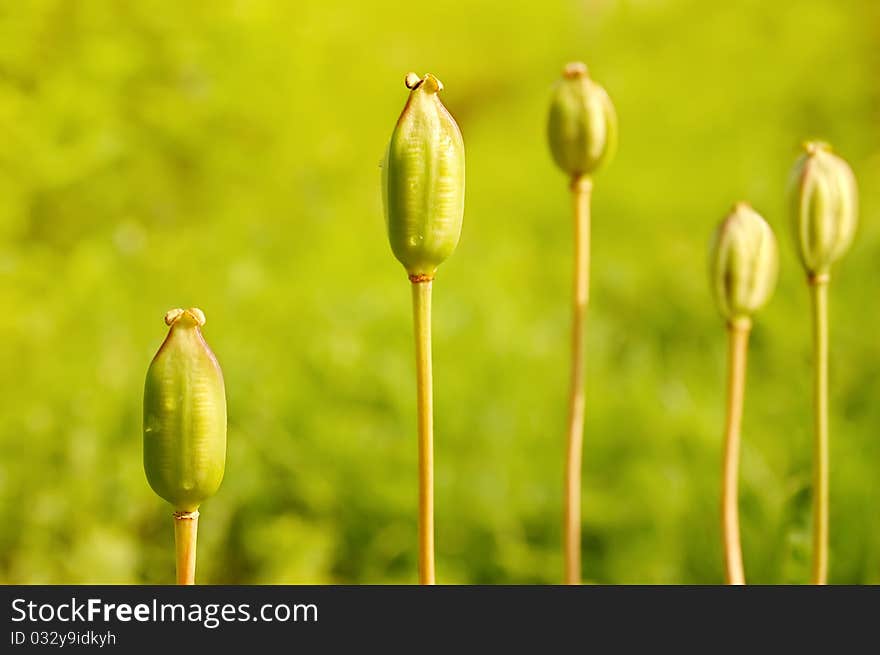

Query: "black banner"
left=1, top=585, right=876, bottom=651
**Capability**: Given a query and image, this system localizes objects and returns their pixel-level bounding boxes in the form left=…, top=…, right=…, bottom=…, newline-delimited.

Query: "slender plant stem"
left=564, top=175, right=592, bottom=585
left=722, top=320, right=750, bottom=585
left=174, top=510, right=199, bottom=585
left=810, top=277, right=830, bottom=585
left=411, top=278, right=435, bottom=585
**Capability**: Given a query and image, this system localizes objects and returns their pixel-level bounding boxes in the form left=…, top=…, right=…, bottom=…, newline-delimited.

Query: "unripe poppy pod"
left=547, top=62, right=617, bottom=178
left=788, top=141, right=858, bottom=279
left=709, top=203, right=779, bottom=325
left=382, top=72, right=465, bottom=279
left=144, top=308, right=226, bottom=512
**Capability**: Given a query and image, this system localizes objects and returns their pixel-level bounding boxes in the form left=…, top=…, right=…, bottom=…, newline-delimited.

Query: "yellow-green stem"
left=810, top=277, right=829, bottom=585
left=411, top=279, right=435, bottom=585
left=174, top=510, right=198, bottom=585
left=564, top=175, right=592, bottom=585
left=722, top=321, right=750, bottom=585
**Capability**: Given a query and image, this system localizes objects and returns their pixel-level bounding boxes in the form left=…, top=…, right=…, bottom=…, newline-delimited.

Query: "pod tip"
left=803, top=140, right=831, bottom=156
left=404, top=72, right=443, bottom=93
left=164, top=307, right=206, bottom=327
left=563, top=61, right=589, bottom=79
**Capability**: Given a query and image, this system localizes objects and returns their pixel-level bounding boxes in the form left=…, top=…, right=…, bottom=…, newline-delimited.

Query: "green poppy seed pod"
left=382, top=72, right=465, bottom=280
left=547, top=62, right=617, bottom=178
left=144, top=307, right=226, bottom=512
left=709, top=203, right=779, bottom=325
left=788, top=141, right=858, bottom=279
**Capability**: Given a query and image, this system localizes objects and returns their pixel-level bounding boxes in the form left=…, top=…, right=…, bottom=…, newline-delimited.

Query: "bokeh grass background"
left=1, top=0, right=879, bottom=584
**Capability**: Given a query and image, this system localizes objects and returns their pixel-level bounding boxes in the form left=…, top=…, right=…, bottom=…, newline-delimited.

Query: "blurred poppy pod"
left=709, top=203, right=779, bottom=325
left=144, top=307, right=226, bottom=513
left=547, top=62, right=617, bottom=178
left=788, top=141, right=858, bottom=280
left=382, top=72, right=465, bottom=280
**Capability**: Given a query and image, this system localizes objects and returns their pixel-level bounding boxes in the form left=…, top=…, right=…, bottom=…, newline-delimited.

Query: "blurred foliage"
left=1, top=0, right=879, bottom=584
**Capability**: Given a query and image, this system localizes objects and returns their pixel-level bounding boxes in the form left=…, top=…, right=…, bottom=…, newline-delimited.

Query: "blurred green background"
left=1, top=0, right=878, bottom=584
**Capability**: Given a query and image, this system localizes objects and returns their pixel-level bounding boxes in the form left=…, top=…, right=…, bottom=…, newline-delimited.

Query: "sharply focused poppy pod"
left=382, top=72, right=465, bottom=279
left=788, top=141, right=858, bottom=279
left=709, top=203, right=779, bottom=325
left=547, top=62, right=617, bottom=179
left=143, top=307, right=226, bottom=513
left=788, top=142, right=858, bottom=585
